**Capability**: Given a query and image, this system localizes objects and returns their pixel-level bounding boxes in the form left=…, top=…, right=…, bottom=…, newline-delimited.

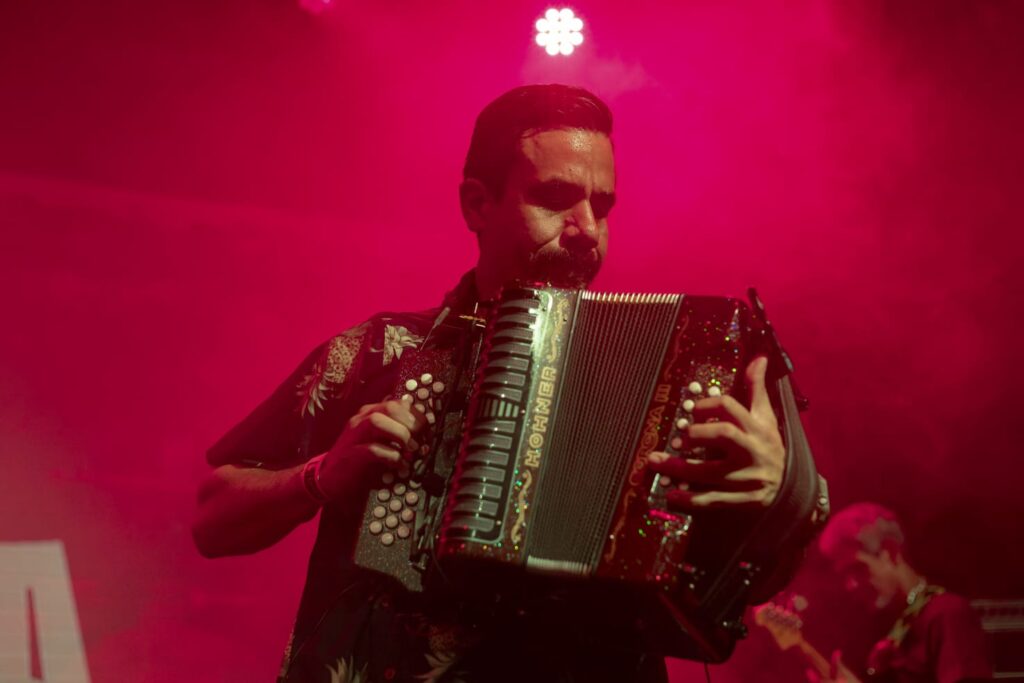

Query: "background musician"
left=808, top=503, right=992, bottom=683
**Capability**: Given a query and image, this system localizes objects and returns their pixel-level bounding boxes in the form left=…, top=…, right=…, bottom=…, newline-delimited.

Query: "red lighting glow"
left=298, top=0, right=333, bottom=15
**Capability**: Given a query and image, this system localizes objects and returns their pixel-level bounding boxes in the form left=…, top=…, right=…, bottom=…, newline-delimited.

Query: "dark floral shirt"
left=207, top=272, right=668, bottom=683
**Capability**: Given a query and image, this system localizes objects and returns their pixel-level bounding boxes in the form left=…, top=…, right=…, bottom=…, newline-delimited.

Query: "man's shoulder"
left=321, top=306, right=442, bottom=350
left=924, top=591, right=974, bottom=616
left=316, top=305, right=444, bottom=373
left=918, top=590, right=985, bottom=635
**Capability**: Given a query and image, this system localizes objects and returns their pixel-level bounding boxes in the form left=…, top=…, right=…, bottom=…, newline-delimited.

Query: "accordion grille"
left=526, top=293, right=681, bottom=574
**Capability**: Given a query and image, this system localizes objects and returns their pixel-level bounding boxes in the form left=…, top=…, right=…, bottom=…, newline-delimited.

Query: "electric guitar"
left=754, top=602, right=832, bottom=679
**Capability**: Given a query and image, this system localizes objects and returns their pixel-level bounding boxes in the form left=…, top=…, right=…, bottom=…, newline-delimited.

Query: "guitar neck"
left=795, top=637, right=831, bottom=678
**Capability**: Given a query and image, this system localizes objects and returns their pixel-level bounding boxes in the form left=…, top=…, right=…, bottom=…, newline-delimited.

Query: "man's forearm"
left=192, top=463, right=320, bottom=557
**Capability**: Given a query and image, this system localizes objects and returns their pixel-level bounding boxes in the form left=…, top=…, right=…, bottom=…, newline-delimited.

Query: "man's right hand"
left=806, top=651, right=862, bottom=683
left=316, top=398, right=428, bottom=500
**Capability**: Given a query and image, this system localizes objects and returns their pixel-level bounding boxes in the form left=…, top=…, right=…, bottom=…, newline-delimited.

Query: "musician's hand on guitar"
left=806, top=651, right=862, bottom=683
left=316, top=398, right=427, bottom=500
left=647, top=355, right=785, bottom=509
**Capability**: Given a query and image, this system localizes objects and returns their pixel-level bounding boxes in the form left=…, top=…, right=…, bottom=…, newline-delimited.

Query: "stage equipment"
left=535, top=8, right=584, bottom=56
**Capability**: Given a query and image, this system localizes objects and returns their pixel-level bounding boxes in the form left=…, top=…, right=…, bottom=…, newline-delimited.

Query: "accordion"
left=351, top=285, right=822, bottom=661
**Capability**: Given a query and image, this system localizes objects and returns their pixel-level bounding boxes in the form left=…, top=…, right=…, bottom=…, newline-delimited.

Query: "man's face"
left=476, top=127, right=616, bottom=290
left=834, top=548, right=902, bottom=610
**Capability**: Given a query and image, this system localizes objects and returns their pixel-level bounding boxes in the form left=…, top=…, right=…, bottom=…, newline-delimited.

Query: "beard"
left=523, top=246, right=603, bottom=289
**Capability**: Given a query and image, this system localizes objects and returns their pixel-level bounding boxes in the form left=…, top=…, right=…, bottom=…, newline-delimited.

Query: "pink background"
left=1, top=1, right=1022, bottom=680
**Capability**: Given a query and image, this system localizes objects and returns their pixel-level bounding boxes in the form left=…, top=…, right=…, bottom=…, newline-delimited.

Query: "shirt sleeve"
left=206, top=323, right=372, bottom=470
left=927, top=594, right=993, bottom=683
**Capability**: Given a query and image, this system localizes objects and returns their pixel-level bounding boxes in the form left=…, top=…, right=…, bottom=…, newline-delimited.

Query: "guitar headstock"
left=754, top=602, right=805, bottom=650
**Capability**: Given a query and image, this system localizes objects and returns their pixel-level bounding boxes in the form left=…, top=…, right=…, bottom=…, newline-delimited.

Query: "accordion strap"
left=697, top=291, right=830, bottom=624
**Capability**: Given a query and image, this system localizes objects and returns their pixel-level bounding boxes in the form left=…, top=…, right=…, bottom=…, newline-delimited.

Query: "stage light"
left=535, top=7, right=584, bottom=57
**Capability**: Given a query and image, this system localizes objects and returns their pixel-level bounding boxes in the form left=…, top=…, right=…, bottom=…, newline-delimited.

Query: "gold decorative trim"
left=510, top=470, right=533, bottom=546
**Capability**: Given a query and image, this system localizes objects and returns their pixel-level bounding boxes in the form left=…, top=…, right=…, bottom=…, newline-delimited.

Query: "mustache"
left=525, top=247, right=603, bottom=288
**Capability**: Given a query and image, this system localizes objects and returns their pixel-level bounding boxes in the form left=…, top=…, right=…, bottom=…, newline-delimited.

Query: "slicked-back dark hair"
left=463, top=84, right=613, bottom=197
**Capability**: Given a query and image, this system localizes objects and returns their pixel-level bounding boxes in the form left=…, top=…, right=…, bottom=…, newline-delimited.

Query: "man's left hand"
left=647, top=356, right=784, bottom=509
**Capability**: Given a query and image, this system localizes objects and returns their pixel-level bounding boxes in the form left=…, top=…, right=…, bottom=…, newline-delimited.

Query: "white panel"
left=0, top=542, right=91, bottom=683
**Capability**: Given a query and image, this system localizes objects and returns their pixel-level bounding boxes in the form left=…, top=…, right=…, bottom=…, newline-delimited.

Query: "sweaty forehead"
left=515, top=128, right=615, bottom=184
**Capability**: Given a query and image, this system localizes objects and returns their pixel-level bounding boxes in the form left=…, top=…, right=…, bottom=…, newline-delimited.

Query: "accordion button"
left=372, top=506, right=387, bottom=519
left=420, top=373, right=433, bottom=384
left=708, top=386, right=722, bottom=397
left=369, top=521, right=383, bottom=535
left=385, top=514, right=399, bottom=529
left=405, top=491, right=420, bottom=506
left=675, top=418, right=689, bottom=430
left=409, top=478, right=422, bottom=489
left=683, top=399, right=696, bottom=412
left=405, top=379, right=418, bottom=391
left=380, top=532, right=395, bottom=546
left=659, top=475, right=673, bottom=487
left=426, top=412, right=436, bottom=425
left=416, top=387, right=430, bottom=400
left=393, top=483, right=407, bottom=495
left=376, top=489, right=391, bottom=502
left=689, top=381, right=703, bottom=394
left=401, top=393, right=413, bottom=404
left=382, top=472, right=395, bottom=485
left=670, top=436, right=684, bottom=450
left=400, top=508, right=415, bottom=522
left=389, top=498, right=403, bottom=512
left=397, top=525, right=411, bottom=539
left=432, top=381, right=445, bottom=394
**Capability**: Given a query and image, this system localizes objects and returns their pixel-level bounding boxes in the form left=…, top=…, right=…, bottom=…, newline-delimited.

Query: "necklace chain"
left=906, top=579, right=928, bottom=606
